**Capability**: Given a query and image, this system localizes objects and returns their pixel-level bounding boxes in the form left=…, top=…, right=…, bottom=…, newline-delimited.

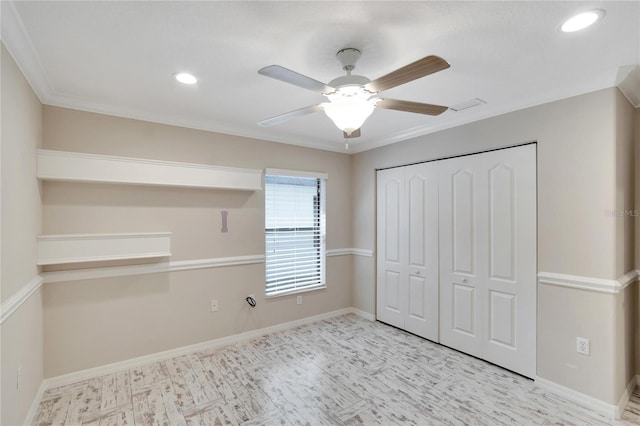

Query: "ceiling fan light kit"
left=323, top=97, right=375, bottom=136
left=257, top=47, right=450, bottom=146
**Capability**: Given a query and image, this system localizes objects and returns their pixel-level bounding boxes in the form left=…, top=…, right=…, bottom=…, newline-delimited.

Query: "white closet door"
left=482, top=145, right=536, bottom=378
left=403, top=163, right=439, bottom=341
left=438, top=155, right=485, bottom=358
left=376, top=168, right=406, bottom=329
left=376, top=163, right=439, bottom=341
left=439, top=144, right=536, bottom=378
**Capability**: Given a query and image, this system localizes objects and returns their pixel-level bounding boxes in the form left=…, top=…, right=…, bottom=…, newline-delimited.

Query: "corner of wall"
left=1, top=42, right=45, bottom=424
left=609, top=88, right=637, bottom=409
left=635, top=105, right=640, bottom=382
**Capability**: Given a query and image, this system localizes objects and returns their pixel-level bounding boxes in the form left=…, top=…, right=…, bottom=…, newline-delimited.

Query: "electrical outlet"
left=17, top=364, right=22, bottom=390
left=296, top=295, right=302, bottom=305
left=576, top=337, right=590, bottom=355
left=211, top=299, right=219, bottom=312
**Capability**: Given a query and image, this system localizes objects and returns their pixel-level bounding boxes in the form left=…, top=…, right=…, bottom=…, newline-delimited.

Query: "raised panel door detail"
left=452, top=170, right=475, bottom=275
left=385, top=180, right=401, bottom=263
left=408, top=175, right=426, bottom=268
left=489, top=164, right=515, bottom=281
left=408, top=275, right=426, bottom=320
left=452, top=284, right=475, bottom=335
left=489, top=291, right=516, bottom=348
left=439, top=158, right=482, bottom=357
left=482, top=144, right=536, bottom=378
left=403, top=163, right=439, bottom=342
left=385, top=271, right=401, bottom=311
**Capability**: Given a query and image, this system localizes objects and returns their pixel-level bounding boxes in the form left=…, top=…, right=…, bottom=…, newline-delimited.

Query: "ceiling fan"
left=257, top=48, right=450, bottom=145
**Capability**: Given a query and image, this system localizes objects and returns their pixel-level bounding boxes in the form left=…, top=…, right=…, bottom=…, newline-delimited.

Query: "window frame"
left=264, top=168, right=327, bottom=298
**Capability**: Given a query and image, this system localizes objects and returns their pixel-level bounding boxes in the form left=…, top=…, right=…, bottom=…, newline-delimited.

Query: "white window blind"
left=265, top=171, right=326, bottom=297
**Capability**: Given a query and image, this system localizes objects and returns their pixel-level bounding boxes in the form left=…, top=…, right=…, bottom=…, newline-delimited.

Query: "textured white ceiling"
left=3, top=1, right=639, bottom=153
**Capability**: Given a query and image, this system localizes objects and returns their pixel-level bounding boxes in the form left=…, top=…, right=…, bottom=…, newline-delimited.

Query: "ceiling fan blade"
left=376, top=98, right=448, bottom=116
left=257, top=104, right=324, bottom=127
left=258, top=65, right=335, bottom=94
left=365, top=55, right=450, bottom=93
left=343, top=128, right=361, bottom=139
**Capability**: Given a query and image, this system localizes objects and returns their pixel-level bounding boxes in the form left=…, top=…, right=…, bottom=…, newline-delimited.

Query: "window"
left=265, top=169, right=326, bottom=297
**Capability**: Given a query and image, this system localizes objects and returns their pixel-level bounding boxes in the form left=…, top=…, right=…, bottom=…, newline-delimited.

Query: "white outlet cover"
left=576, top=337, right=590, bottom=355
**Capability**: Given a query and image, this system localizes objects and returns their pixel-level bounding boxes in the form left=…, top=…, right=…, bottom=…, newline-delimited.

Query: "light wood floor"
left=35, top=314, right=640, bottom=425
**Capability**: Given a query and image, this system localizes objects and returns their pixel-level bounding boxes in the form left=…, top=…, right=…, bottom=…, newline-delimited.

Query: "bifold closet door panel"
left=439, top=144, right=537, bottom=378
left=376, top=167, right=406, bottom=329
left=403, top=163, right=439, bottom=341
left=376, top=164, right=439, bottom=341
left=438, top=155, right=485, bottom=358
left=482, top=144, right=537, bottom=378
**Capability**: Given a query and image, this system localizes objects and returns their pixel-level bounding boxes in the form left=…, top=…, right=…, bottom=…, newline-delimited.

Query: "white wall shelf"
left=37, top=232, right=172, bottom=265
left=37, top=149, right=263, bottom=191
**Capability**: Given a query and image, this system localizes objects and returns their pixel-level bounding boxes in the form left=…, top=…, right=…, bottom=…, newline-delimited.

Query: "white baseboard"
left=43, top=307, right=357, bottom=389
left=23, top=381, right=46, bottom=426
left=546, top=374, right=640, bottom=420
left=616, top=375, right=637, bottom=418
left=351, top=307, right=375, bottom=321
left=535, top=376, right=618, bottom=419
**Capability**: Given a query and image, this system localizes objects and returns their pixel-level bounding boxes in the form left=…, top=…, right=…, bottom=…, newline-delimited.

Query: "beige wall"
left=1, top=43, right=44, bottom=425
left=615, top=89, right=635, bottom=278
left=636, top=107, right=640, bottom=377
left=352, top=88, right=629, bottom=404
left=613, top=89, right=636, bottom=402
left=41, top=106, right=353, bottom=377
left=616, top=283, right=637, bottom=404
left=1, top=46, right=42, bottom=300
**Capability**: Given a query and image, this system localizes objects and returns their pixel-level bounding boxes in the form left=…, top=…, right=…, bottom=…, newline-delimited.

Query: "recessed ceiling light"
left=561, top=10, right=604, bottom=33
left=174, top=72, right=198, bottom=85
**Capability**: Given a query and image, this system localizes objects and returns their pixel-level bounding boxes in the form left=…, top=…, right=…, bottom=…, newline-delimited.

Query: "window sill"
left=265, top=284, right=327, bottom=299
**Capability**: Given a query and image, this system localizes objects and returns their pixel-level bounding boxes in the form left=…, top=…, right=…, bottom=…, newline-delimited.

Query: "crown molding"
left=616, top=65, right=640, bottom=108
left=1, top=1, right=53, bottom=103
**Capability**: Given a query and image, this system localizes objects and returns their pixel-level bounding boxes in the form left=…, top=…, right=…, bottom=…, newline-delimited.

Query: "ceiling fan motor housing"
left=330, top=48, right=375, bottom=97
left=336, top=48, right=361, bottom=71
left=328, top=74, right=372, bottom=90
